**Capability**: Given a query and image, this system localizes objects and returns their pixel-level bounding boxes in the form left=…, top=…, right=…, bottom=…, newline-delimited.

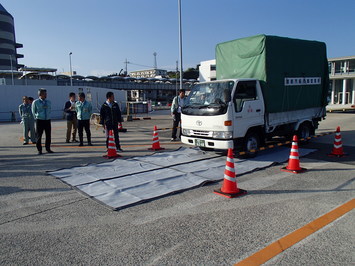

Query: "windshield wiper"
left=199, top=103, right=226, bottom=109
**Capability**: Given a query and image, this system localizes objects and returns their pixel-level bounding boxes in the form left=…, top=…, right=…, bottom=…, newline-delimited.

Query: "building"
left=199, top=59, right=216, bottom=82
left=328, top=55, right=355, bottom=111
left=0, top=4, right=23, bottom=71
left=129, top=68, right=167, bottom=78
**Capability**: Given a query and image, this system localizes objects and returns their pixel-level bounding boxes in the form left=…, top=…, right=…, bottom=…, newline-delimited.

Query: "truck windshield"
left=182, top=81, right=234, bottom=116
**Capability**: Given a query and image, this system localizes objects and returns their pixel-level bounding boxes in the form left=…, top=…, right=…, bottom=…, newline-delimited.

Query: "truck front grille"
left=191, top=130, right=212, bottom=137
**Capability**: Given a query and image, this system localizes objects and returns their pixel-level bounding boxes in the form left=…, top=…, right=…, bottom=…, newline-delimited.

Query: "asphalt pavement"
left=0, top=110, right=354, bottom=265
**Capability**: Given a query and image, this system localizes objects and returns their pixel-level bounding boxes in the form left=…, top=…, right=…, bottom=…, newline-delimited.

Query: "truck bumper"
left=181, top=136, right=233, bottom=150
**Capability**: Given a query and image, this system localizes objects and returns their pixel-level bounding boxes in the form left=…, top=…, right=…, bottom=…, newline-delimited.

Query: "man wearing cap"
left=32, top=88, right=53, bottom=155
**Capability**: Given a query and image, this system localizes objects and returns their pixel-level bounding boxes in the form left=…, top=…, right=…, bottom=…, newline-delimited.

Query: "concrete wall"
left=0, top=85, right=126, bottom=122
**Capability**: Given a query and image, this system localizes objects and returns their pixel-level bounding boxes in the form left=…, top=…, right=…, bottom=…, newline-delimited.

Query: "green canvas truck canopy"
left=216, top=34, right=329, bottom=113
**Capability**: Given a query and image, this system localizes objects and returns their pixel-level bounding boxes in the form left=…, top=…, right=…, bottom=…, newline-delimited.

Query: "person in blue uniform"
left=19, top=96, right=36, bottom=145
left=75, top=92, right=93, bottom=146
left=170, top=89, right=186, bottom=141
left=32, top=88, right=53, bottom=155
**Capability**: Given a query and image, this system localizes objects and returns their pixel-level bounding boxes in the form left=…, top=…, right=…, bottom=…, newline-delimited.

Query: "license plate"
left=195, top=139, right=205, bottom=147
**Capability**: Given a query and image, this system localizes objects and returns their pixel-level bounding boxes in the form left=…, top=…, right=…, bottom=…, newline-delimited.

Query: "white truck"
left=181, top=35, right=329, bottom=155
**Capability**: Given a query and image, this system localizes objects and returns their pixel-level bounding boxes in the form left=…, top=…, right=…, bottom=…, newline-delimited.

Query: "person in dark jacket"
left=100, top=91, right=123, bottom=152
left=63, top=92, right=78, bottom=143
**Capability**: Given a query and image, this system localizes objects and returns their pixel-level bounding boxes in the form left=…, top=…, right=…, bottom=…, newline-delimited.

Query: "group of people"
left=19, top=87, right=186, bottom=155
left=19, top=88, right=123, bottom=155
left=64, top=91, right=94, bottom=146
left=19, top=89, right=53, bottom=155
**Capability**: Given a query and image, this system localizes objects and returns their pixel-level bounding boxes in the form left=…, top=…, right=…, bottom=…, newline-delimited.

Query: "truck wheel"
left=242, top=132, right=260, bottom=158
left=297, top=123, right=313, bottom=141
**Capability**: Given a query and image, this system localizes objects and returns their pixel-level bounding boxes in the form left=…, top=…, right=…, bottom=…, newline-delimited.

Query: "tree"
left=183, top=67, right=199, bottom=80
left=167, top=66, right=199, bottom=80
left=167, top=71, right=178, bottom=79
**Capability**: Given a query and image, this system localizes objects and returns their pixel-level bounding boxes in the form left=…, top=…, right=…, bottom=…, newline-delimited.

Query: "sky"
left=2, top=0, right=355, bottom=77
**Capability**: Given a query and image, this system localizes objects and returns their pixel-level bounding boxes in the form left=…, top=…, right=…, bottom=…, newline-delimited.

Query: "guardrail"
left=0, top=110, right=68, bottom=123
left=0, top=111, right=17, bottom=122
left=126, top=102, right=151, bottom=121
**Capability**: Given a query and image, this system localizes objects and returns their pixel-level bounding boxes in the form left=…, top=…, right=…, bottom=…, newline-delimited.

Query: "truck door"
left=233, top=80, right=264, bottom=138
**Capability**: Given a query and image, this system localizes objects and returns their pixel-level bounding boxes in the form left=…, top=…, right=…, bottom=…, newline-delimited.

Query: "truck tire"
left=242, top=131, right=260, bottom=158
left=297, top=122, right=313, bottom=141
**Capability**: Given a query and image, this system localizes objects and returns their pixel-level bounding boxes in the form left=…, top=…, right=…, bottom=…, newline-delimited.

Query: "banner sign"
left=285, top=77, right=321, bottom=86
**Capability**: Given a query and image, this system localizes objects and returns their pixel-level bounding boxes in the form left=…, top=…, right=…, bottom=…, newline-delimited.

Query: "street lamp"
left=69, top=52, right=73, bottom=86
left=9, top=55, right=14, bottom=85
left=176, top=60, right=178, bottom=96
left=178, top=0, right=183, bottom=92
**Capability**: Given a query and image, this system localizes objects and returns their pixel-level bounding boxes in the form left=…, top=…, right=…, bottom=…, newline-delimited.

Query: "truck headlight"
left=182, top=128, right=193, bottom=136
left=212, top=131, right=233, bottom=139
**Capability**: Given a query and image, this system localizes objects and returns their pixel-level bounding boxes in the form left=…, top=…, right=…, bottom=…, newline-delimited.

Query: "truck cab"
left=181, top=79, right=265, bottom=151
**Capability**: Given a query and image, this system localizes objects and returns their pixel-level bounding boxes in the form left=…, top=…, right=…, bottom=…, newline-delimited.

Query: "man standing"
left=18, top=96, right=36, bottom=145
left=32, top=88, right=53, bottom=155
left=100, top=91, right=123, bottom=152
left=170, top=89, right=186, bottom=141
left=75, top=92, right=93, bottom=146
left=63, top=92, right=78, bottom=143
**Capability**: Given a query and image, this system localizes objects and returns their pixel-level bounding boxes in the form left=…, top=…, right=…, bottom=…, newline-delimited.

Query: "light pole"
left=69, top=52, right=73, bottom=86
left=9, top=55, right=14, bottom=85
left=178, top=0, right=183, bottom=92
left=124, top=58, right=130, bottom=76
left=153, top=52, right=157, bottom=69
left=176, top=60, right=178, bottom=96
left=24, top=65, right=27, bottom=85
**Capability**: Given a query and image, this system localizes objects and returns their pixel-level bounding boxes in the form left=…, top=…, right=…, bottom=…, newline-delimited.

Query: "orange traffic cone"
left=214, top=148, right=247, bottom=198
left=148, top=125, right=165, bottom=151
left=328, top=126, right=347, bottom=157
left=281, top=135, right=307, bottom=173
left=118, top=122, right=127, bottom=133
left=103, top=130, right=121, bottom=158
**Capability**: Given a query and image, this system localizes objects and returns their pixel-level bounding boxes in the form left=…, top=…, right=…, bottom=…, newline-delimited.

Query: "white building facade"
left=328, top=55, right=355, bottom=111
left=129, top=69, right=167, bottom=78
left=199, top=59, right=216, bottom=82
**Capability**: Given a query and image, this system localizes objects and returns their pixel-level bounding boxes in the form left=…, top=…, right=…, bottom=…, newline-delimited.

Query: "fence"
left=0, top=111, right=17, bottom=122
left=126, top=101, right=151, bottom=121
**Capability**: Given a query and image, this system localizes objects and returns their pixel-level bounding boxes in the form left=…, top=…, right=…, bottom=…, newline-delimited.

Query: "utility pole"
left=176, top=60, right=178, bottom=95
left=9, top=55, right=14, bottom=85
left=153, top=52, right=157, bottom=69
left=178, top=0, right=183, bottom=91
left=124, top=58, right=130, bottom=75
left=69, top=52, right=73, bottom=86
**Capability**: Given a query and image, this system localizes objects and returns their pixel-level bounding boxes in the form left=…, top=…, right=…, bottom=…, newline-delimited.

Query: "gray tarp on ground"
left=48, top=147, right=315, bottom=210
